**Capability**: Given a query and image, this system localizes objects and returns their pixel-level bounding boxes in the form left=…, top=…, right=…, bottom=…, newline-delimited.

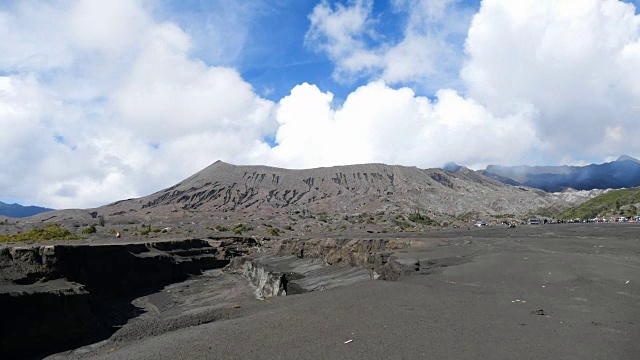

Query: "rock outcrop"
left=228, top=252, right=373, bottom=299
left=272, top=238, right=411, bottom=280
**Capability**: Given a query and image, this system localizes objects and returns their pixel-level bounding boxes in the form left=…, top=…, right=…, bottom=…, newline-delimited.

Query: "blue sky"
left=157, top=0, right=482, bottom=102
left=155, top=1, right=336, bottom=99
left=1, top=0, right=640, bottom=208
left=171, top=0, right=637, bottom=103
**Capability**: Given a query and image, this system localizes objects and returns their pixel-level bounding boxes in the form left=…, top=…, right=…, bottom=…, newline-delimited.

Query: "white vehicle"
left=528, top=218, right=543, bottom=225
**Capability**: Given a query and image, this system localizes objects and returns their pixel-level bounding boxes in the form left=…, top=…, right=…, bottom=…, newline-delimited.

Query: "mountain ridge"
left=480, top=155, right=640, bottom=192
left=116, top=161, right=543, bottom=213
left=53, top=161, right=588, bottom=225
left=0, top=201, right=53, bottom=218
left=12, top=161, right=607, bottom=233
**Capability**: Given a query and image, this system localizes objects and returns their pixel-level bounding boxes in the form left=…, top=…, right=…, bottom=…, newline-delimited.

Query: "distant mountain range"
left=478, top=155, right=640, bottom=192
left=0, top=201, right=53, bottom=218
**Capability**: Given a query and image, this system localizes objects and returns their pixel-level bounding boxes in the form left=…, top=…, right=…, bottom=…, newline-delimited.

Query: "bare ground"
left=45, top=223, right=640, bottom=360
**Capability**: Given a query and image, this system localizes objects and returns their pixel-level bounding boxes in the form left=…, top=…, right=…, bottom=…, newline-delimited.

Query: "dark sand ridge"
left=43, top=223, right=640, bottom=360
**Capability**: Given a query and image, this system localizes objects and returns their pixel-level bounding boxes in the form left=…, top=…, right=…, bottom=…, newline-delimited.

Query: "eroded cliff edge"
left=0, top=238, right=255, bottom=359
left=0, top=236, right=422, bottom=359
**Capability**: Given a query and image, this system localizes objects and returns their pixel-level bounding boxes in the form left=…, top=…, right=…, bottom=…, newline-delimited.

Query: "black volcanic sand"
left=48, top=223, right=639, bottom=359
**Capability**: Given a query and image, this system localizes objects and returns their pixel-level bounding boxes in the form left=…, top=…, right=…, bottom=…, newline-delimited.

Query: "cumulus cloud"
left=0, top=1, right=275, bottom=209
left=306, top=0, right=640, bottom=165
left=270, top=81, right=540, bottom=169
left=109, top=23, right=275, bottom=143
left=462, top=0, right=640, bottom=161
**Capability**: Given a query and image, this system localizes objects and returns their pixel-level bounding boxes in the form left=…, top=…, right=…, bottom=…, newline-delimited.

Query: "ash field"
left=1, top=163, right=639, bottom=359
left=1, top=224, right=638, bottom=359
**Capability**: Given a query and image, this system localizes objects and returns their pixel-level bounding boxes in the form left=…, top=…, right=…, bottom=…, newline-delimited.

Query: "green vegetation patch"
left=407, top=212, right=439, bottom=226
left=491, top=213, right=515, bottom=219
left=392, top=215, right=415, bottom=231
left=527, top=205, right=568, bottom=219
left=81, top=225, right=97, bottom=234
left=558, top=187, right=640, bottom=219
left=233, top=223, right=253, bottom=234
left=0, top=224, right=80, bottom=243
left=138, top=225, right=164, bottom=236
left=264, top=227, right=281, bottom=236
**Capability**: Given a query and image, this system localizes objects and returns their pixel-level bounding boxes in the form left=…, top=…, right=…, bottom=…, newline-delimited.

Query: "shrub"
left=82, top=225, right=97, bottom=234
left=265, top=227, right=281, bottom=236
left=233, top=223, right=252, bottom=235
left=407, top=212, right=439, bottom=226
left=0, top=224, right=79, bottom=243
left=491, top=213, right=515, bottom=219
left=393, top=221, right=413, bottom=230
left=138, top=225, right=154, bottom=236
left=215, top=225, right=229, bottom=232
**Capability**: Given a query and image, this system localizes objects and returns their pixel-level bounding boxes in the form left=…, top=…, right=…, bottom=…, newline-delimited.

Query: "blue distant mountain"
left=0, top=201, right=53, bottom=218
left=479, top=155, right=640, bottom=192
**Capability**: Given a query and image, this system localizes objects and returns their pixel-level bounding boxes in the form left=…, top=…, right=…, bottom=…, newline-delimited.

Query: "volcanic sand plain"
left=44, top=223, right=640, bottom=360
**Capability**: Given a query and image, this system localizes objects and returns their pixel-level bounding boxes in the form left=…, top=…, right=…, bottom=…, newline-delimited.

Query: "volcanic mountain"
left=46, top=161, right=587, bottom=225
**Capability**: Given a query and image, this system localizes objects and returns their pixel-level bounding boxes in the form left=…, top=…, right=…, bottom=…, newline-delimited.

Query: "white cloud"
left=0, top=1, right=275, bottom=209
left=306, top=0, right=378, bottom=81
left=306, top=0, right=640, bottom=166
left=461, top=0, right=640, bottom=162
left=270, top=81, right=540, bottom=170
left=110, top=26, right=274, bottom=143
left=67, top=0, right=151, bottom=54
left=305, top=0, right=473, bottom=90
left=0, top=2, right=72, bottom=70
left=0, top=74, right=116, bottom=208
